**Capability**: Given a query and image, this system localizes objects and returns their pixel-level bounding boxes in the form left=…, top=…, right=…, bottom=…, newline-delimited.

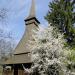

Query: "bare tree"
left=0, top=8, right=15, bottom=63
left=0, top=8, right=8, bottom=24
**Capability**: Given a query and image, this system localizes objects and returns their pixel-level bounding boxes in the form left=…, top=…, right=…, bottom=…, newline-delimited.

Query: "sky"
left=0, top=0, right=51, bottom=43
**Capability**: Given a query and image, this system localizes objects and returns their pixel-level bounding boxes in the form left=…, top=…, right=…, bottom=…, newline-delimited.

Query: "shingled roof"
left=4, top=0, right=40, bottom=65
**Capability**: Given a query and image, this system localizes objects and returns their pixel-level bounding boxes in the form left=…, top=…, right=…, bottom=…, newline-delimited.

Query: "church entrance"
left=14, top=64, right=28, bottom=75
left=14, top=69, right=18, bottom=75
left=14, top=65, right=18, bottom=75
left=14, top=69, right=26, bottom=75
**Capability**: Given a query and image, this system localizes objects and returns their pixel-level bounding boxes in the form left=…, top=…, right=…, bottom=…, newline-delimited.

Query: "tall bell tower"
left=25, top=0, right=40, bottom=25
left=4, top=0, right=40, bottom=65
left=13, top=0, right=40, bottom=62
left=3, top=1, right=40, bottom=75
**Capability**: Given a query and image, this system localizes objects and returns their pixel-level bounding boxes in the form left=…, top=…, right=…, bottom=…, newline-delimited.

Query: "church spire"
left=25, top=0, right=40, bottom=25
left=28, top=0, right=35, bottom=18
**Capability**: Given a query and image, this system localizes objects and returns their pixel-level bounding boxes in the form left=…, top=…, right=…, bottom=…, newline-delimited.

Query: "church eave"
left=25, top=17, right=40, bottom=24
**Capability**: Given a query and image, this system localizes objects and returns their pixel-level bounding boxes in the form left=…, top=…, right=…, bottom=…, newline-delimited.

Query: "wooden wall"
left=18, top=70, right=24, bottom=75
left=3, top=69, right=29, bottom=75
left=3, top=70, right=13, bottom=75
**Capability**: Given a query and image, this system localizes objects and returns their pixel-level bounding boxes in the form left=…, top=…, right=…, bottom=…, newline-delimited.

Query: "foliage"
left=29, top=25, right=75, bottom=75
left=45, top=0, right=75, bottom=47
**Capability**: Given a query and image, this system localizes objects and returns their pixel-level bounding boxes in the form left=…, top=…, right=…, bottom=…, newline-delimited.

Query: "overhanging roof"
left=3, top=53, right=32, bottom=65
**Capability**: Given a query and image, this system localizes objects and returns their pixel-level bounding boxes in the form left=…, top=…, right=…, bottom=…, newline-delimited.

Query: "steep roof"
left=14, top=0, right=40, bottom=55
left=4, top=0, right=40, bottom=64
left=14, top=23, right=36, bottom=55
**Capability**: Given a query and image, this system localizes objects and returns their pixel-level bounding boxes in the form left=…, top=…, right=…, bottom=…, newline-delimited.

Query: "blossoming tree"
left=29, top=24, right=75, bottom=75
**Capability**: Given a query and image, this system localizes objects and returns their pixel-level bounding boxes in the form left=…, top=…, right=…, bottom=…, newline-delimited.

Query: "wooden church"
left=3, top=0, right=40, bottom=75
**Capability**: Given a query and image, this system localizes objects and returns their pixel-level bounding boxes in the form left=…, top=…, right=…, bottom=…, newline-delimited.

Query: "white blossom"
left=29, top=24, right=75, bottom=75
